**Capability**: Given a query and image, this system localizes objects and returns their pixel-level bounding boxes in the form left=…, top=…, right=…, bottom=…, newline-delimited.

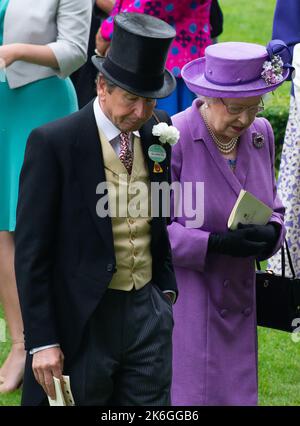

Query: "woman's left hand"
left=237, top=222, right=279, bottom=256
left=0, top=44, right=20, bottom=68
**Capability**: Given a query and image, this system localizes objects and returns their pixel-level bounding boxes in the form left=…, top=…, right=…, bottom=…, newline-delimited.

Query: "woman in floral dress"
left=268, top=0, right=300, bottom=276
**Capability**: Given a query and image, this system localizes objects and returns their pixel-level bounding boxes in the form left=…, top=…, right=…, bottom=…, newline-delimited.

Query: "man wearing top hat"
left=15, top=13, right=178, bottom=406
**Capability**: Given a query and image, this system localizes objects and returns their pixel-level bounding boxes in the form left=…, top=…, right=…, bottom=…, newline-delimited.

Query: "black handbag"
left=256, top=241, right=300, bottom=332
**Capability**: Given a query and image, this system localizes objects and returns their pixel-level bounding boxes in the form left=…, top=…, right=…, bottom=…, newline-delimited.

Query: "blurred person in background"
left=268, top=0, right=300, bottom=277
left=71, top=0, right=115, bottom=108
left=0, top=0, right=91, bottom=393
left=209, top=0, right=223, bottom=44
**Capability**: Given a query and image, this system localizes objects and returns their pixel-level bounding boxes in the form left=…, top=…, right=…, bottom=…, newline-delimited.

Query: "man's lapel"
left=99, top=128, right=127, bottom=176
left=139, top=113, right=170, bottom=235
left=71, top=101, right=114, bottom=253
left=139, top=114, right=170, bottom=184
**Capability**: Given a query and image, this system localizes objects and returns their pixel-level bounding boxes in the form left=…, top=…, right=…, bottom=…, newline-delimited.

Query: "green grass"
left=219, top=0, right=275, bottom=45
left=258, top=327, right=300, bottom=406
left=0, top=0, right=299, bottom=407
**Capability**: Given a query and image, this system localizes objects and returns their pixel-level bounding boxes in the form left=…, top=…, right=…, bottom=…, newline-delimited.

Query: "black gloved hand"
left=208, top=226, right=269, bottom=258
left=237, top=222, right=280, bottom=257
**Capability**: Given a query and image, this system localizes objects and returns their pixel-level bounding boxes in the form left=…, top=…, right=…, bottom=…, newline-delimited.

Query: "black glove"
left=237, top=223, right=280, bottom=258
left=208, top=226, right=269, bottom=258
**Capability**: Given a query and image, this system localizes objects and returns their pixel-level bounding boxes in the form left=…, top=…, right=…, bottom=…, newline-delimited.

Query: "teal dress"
left=0, top=0, right=78, bottom=231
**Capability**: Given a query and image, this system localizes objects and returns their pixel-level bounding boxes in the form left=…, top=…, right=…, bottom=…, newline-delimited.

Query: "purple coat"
left=168, top=99, right=285, bottom=406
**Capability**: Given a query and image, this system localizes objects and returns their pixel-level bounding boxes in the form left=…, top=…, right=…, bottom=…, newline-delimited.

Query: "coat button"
left=106, top=264, right=114, bottom=272
left=220, top=309, right=228, bottom=318
left=243, top=307, right=252, bottom=317
left=223, top=280, right=230, bottom=288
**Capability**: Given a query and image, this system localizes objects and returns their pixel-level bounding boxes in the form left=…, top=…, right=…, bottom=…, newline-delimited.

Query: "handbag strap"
left=281, top=242, right=285, bottom=277
left=285, top=239, right=296, bottom=279
left=256, top=239, right=296, bottom=279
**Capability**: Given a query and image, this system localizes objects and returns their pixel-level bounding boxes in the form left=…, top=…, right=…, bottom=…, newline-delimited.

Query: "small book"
left=47, top=376, right=75, bottom=406
left=228, top=189, right=272, bottom=230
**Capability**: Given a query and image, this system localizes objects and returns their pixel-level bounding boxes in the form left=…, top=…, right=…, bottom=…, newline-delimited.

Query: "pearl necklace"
left=200, top=105, right=239, bottom=154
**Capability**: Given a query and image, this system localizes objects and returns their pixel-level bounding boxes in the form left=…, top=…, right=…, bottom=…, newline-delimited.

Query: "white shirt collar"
left=93, top=98, right=140, bottom=142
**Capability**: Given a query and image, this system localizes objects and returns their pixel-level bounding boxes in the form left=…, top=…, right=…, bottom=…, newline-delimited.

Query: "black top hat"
left=92, top=13, right=176, bottom=99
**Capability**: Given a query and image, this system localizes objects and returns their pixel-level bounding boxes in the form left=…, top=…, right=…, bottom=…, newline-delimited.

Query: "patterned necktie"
left=119, top=132, right=133, bottom=174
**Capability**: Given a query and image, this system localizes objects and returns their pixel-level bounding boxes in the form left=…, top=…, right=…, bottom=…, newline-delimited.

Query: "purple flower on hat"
left=261, top=39, right=293, bottom=86
left=261, top=55, right=284, bottom=85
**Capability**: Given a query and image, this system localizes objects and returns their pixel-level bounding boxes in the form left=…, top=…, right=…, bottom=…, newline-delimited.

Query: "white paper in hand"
left=227, top=189, right=272, bottom=230
left=47, top=376, right=75, bottom=406
left=62, top=375, right=75, bottom=406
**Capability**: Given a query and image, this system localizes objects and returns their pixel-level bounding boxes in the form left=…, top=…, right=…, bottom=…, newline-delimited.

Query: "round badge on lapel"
left=148, top=144, right=167, bottom=163
left=252, top=133, right=265, bottom=149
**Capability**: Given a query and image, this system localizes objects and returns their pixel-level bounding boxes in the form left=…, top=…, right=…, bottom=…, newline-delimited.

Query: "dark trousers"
left=70, top=282, right=174, bottom=406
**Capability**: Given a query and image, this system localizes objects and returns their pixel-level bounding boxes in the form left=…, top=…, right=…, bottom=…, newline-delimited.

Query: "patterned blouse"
left=100, top=0, right=212, bottom=77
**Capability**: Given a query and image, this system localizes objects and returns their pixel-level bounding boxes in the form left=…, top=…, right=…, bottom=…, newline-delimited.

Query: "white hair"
left=197, top=95, right=218, bottom=104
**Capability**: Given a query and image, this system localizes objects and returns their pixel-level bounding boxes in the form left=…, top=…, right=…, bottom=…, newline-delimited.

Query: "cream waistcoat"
left=99, top=130, right=152, bottom=290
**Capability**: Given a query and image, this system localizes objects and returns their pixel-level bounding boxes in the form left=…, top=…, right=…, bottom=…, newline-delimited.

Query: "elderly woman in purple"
left=168, top=40, right=291, bottom=405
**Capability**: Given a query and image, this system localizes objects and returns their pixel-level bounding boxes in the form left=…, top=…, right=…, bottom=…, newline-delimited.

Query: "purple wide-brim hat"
left=182, top=40, right=291, bottom=98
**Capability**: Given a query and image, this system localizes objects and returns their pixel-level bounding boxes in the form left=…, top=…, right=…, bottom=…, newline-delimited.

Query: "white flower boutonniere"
left=152, top=122, right=180, bottom=145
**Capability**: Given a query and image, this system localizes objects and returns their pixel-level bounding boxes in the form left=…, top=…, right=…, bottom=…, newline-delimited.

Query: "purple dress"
left=168, top=99, right=285, bottom=405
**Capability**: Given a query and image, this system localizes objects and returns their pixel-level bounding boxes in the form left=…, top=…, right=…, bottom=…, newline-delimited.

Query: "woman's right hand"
left=0, top=44, right=20, bottom=68
left=208, top=227, right=268, bottom=257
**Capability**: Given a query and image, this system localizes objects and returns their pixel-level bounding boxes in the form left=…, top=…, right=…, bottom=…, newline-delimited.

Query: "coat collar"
left=186, top=98, right=257, bottom=196
left=100, top=130, right=146, bottom=179
left=139, top=113, right=170, bottom=184
left=72, top=101, right=115, bottom=252
left=99, top=128, right=128, bottom=176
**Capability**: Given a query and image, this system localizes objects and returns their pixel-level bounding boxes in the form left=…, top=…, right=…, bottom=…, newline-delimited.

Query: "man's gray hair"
left=96, top=72, right=118, bottom=93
